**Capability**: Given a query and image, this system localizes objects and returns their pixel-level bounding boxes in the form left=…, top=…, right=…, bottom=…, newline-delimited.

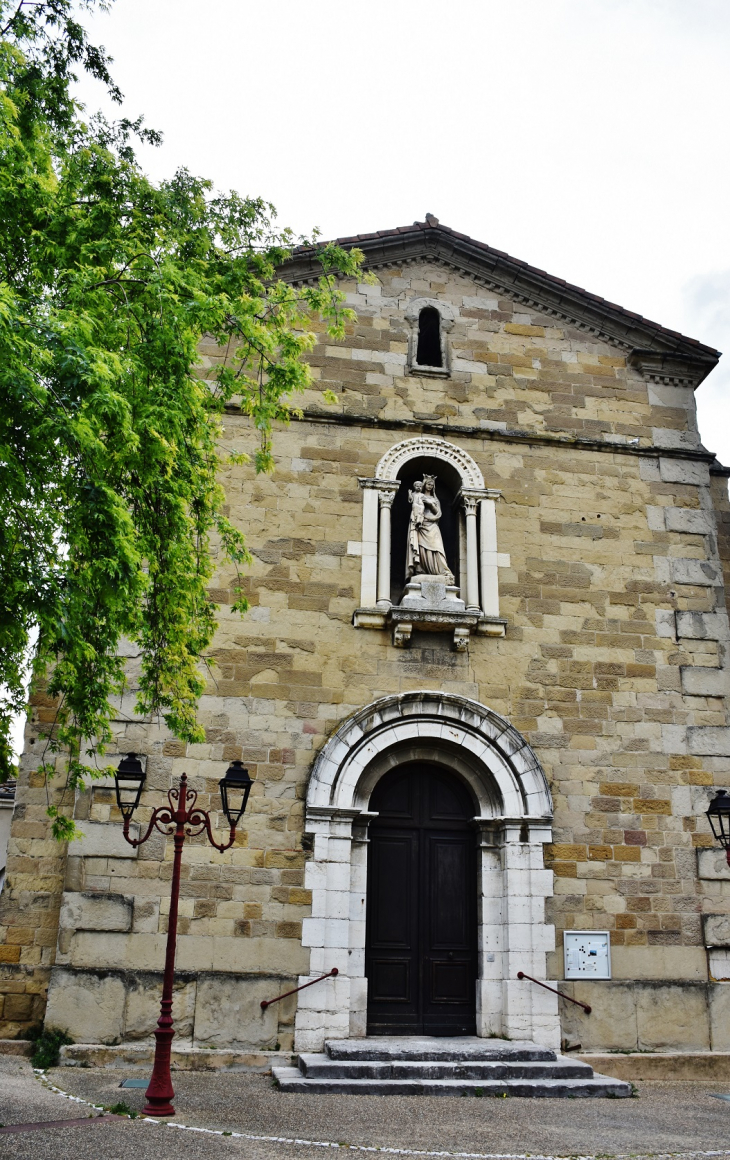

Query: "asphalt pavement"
left=1, top=1054, right=729, bottom=1160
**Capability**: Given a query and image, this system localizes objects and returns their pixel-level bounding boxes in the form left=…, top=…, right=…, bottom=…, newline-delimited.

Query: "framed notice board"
left=563, top=930, right=611, bottom=979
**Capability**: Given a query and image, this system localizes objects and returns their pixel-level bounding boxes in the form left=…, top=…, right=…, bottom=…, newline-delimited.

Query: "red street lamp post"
left=115, top=753, right=253, bottom=1117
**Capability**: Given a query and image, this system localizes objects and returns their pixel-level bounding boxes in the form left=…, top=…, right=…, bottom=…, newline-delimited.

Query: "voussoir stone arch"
left=306, top=690, right=552, bottom=820
left=404, top=297, right=457, bottom=330
left=375, top=437, right=485, bottom=488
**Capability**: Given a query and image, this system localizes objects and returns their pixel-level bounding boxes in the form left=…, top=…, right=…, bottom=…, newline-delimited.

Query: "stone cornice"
left=224, top=403, right=723, bottom=466
left=627, top=349, right=716, bottom=387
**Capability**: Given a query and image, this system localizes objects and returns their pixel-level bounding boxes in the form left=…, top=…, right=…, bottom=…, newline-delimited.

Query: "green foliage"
left=0, top=1, right=368, bottom=834
left=108, top=1100, right=135, bottom=1116
left=29, top=1026, right=73, bottom=1069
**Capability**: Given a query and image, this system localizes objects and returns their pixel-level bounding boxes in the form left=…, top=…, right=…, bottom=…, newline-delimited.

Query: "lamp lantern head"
left=706, top=789, right=730, bottom=866
left=219, top=760, right=253, bottom=829
left=114, top=753, right=146, bottom=820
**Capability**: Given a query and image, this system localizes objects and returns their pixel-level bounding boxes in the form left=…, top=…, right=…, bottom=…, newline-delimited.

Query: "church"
left=2, top=216, right=730, bottom=1074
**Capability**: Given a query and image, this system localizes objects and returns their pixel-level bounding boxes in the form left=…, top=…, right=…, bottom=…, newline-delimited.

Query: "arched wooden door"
left=365, top=764, right=478, bottom=1036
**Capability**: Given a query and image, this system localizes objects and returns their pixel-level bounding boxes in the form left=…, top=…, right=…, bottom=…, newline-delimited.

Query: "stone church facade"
left=2, top=217, right=730, bottom=1056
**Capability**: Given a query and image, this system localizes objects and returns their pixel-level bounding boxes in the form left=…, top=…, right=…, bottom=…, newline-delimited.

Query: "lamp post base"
left=143, top=1025, right=176, bottom=1116
left=143, top=1098, right=176, bottom=1118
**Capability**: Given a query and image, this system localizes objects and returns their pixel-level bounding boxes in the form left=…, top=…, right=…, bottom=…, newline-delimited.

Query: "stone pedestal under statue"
left=400, top=574, right=466, bottom=613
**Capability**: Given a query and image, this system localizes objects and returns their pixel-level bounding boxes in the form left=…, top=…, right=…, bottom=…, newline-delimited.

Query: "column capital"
left=377, top=483, right=399, bottom=509
left=374, top=478, right=400, bottom=495
left=358, top=478, right=401, bottom=503
left=458, top=486, right=502, bottom=506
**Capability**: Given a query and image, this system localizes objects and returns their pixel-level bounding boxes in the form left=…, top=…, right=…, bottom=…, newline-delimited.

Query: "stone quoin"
left=2, top=216, right=730, bottom=1060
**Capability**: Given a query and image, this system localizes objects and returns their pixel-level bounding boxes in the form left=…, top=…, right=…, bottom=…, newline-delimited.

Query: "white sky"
left=11, top=1, right=729, bottom=761
left=74, top=0, right=730, bottom=462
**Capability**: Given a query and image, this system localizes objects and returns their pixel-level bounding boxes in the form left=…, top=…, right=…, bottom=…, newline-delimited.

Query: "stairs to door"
left=273, top=1036, right=633, bottom=1098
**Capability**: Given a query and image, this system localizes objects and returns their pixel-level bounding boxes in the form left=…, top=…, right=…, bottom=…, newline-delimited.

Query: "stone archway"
left=375, top=436, right=485, bottom=489
left=294, top=692, right=560, bottom=1052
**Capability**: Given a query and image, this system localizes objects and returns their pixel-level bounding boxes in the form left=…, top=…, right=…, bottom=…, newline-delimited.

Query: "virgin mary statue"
left=405, top=475, right=454, bottom=583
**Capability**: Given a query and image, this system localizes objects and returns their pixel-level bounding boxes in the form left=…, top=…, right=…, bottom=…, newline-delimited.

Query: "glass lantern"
left=219, top=760, right=253, bottom=828
left=114, top=753, right=146, bottom=819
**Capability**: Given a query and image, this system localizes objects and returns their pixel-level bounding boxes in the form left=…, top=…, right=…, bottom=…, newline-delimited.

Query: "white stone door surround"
left=294, top=691, right=560, bottom=1051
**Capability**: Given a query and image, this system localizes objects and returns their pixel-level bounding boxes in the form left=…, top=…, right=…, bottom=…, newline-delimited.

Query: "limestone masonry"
left=2, top=218, right=729, bottom=1055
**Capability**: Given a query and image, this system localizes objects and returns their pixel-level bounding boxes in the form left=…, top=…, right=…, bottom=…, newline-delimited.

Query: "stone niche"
left=352, top=436, right=509, bottom=649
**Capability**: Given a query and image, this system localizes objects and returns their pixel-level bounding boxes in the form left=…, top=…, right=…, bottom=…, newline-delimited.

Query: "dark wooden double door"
left=365, top=764, right=478, bottom=1036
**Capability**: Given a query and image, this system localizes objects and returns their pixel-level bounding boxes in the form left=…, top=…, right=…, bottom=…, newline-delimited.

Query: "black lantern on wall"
left=219, top=760, right=253, bottom=828
left=114, top=753, right=146, bottom=819
left=706, top=789, right=730, bottom=866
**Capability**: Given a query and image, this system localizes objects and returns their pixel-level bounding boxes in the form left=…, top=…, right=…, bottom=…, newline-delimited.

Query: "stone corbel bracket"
left=389, top=606, right=481, bottom=651
left=353, top=605, right=507, bottom=648
left=385, top=607, right=507, bottom=650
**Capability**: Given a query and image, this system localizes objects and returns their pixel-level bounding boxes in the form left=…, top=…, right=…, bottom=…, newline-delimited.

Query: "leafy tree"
left=0, top=0, right=366, bottom=836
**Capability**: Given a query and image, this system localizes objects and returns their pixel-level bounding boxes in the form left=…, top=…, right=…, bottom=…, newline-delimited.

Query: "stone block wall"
left=44, top=968, right=297, bottom=1049
left=558, top=979, right=730, bottom=1052
left=1, top=257, right=729, bottom=1049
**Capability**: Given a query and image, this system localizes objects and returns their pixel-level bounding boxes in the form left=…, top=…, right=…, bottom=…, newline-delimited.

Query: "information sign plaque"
left=563, top=930, right=611, bottom=979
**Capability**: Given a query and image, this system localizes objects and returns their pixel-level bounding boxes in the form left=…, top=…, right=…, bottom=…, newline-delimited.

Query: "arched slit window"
left=416, top=307, right=442, bottom=367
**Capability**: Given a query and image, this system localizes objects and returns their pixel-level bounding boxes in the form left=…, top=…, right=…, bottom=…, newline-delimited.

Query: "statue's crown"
left=422, top=473, right=437, bottom=486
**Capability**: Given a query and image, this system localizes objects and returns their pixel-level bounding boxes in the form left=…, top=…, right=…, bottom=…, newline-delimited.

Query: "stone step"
left=59, top=1042, right=296, bottom=1072
left=298, top=1054, right=595, bottom=1080
left=323, top=1036, right=556, bottom=1062
left=272, top=1067, right=633, bottom=1098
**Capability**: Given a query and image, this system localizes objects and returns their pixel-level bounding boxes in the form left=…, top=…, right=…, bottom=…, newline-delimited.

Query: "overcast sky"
left=74, top=0, right=730, bottom=463
left=9, top=1, right=729, bottom=760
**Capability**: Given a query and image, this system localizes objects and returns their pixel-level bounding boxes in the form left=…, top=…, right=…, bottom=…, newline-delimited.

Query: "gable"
left=285, top=219, right=720, bottom=390
left=291, top=254, right=704, bottom=449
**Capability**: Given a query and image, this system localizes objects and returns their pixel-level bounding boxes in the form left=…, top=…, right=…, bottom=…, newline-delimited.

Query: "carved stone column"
left=479, top=497, right=499, bottom=618
left=460, top=487, right=504, bottom=622
left=357, top=478, right=381, bottom=608
left=375, top=481, right=399, bottom=609
left=461, top=492, right=481, bottom=613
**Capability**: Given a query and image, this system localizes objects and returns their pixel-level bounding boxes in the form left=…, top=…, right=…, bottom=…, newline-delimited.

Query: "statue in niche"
left=406, top=474, right=454, bottom=584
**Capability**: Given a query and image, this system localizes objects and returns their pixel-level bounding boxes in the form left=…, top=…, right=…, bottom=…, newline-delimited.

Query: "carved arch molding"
left=375, top=436, right=485, bottom=488
left=353, top=436, right=509, bottom=646
left=307, top=690, right=551, bottom=816
left=293, top=691, right=560, bottom=1053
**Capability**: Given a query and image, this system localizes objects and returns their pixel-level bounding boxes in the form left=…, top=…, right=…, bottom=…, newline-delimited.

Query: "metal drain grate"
left=119, top=1078, right=149, bottom=1089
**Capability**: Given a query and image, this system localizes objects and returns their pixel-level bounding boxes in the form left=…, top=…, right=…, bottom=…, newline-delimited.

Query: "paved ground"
left=1, top=1055, right=730, bottom=1160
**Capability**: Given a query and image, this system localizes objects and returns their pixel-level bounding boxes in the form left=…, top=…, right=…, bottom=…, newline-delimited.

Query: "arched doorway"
left=296, top=692, right=559, bottom=1052
left=366, top=764, right=477, bottom=1036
